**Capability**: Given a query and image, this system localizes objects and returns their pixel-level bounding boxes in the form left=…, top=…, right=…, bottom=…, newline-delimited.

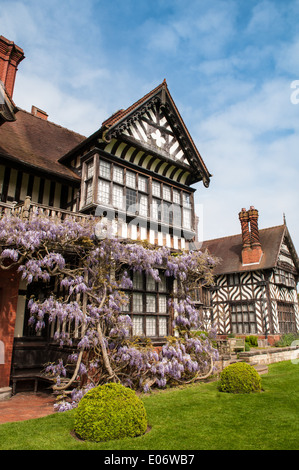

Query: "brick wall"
left=0, top=268, right=20, bottom=388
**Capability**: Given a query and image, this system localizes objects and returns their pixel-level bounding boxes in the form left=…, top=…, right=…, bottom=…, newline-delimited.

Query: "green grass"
left=0, top=360, right=298, bottom=450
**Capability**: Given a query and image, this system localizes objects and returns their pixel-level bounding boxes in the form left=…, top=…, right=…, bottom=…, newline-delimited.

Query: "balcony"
left=0, top=196, right=92, bottom=223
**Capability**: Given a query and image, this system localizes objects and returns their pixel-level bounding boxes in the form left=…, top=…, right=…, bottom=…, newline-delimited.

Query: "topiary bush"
left=218, top=362, right=261, bottom=394
left=74, top=382, right=148, bottom=442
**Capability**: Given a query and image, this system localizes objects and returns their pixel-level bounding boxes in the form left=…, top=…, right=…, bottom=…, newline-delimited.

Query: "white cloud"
left=1, top=0, right=298, bottom=250
left=194, top=75, right=299, bottom=248
left=246, top=0, right=283, bottom=35
left=14, top=74, right=107, bottom=136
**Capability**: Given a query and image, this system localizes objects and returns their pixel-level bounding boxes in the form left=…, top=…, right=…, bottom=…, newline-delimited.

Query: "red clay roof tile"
left=0, top=108, right=85, bottom=181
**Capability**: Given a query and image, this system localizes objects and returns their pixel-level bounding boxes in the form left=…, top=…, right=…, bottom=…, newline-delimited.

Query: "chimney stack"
left=0, top=36, right=25, bottom=99
left=239, top=206, right=263, bottom=265
left=31, top=105, right=48, bottom=121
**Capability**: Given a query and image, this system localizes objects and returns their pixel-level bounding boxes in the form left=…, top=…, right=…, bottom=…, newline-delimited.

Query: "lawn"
left=0, top=360, right=298, bottom=450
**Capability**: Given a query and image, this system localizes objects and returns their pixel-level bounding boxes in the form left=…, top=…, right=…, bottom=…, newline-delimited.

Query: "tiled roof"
left=193, top=225, right=293, bottom=275
left=0, top=108, right=85, bottom=181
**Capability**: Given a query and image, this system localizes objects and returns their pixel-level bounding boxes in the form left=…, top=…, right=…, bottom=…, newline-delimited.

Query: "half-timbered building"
left=0, top=36, right=298, bottom=398
left=198, top=207, right=299, bottom=345
left=0, top=36, right=211, bottom=396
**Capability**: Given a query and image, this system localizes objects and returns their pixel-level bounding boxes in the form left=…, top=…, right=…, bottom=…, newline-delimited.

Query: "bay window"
left=83, top=157, right=194, bottom=236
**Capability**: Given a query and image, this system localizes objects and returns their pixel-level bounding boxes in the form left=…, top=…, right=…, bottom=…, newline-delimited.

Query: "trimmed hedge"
left=74, top=382, right=148, bottom=442
left=218, top=362, right=261, bottom=394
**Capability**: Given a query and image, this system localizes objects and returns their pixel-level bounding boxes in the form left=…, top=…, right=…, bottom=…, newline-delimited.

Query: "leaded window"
left=126, top=170, right=136, bottom=189
left=99, top=160, right=111, bottom=179
left=112, top=185, right=123, bottom=209
left=113, top=165, right=124, bottom=184
left=121, top=270, right=170, bottom=339
left=98, top=180, right=110, bottom=205
left=84, top=159, right=94, bottom=205
left=231, top=302, right=257, bottom=334
left=277, top=302, right=297, bottom=333
left=89, top=158, right=194, bottom=235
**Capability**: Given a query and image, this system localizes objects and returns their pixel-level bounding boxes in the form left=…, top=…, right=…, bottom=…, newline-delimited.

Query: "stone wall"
left=239, top=346, right=299, bottom=366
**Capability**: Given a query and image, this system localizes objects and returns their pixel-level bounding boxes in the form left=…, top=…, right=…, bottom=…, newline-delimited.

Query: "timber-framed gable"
left=198, top=209, right=299, bottom=343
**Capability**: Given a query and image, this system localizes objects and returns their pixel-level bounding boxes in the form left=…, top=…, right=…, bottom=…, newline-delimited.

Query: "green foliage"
left=274, top=333, right=299, bottom=347
left=1, top=362, right=299, bottom=450
left=218, top=362, right=261, bottom=394
left=245, top=342, right=251, bottom=351
left=74, top=383, right=147, bottom=442
left=245, top=336, right=258, bottom=347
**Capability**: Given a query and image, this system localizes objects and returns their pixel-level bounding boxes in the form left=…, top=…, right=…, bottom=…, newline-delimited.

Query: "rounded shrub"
left=74, top=382, right=148, bottom=442
left=218, top=362, right=261, bottom=394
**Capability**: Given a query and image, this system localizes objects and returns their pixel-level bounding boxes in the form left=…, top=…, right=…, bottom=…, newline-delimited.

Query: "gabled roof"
left=60, top=80, right=211, bottom=187
left=0, top=108, right=85, bottom=181
left=102, top=80, right=211, bottom=187
left=192, top=225, right=299, bottom=276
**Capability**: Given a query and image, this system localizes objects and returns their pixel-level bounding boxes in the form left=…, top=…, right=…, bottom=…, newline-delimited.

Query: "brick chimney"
left=31, top=105, right=48, bottom=121
left=239, top=206, right=263, bottom=265
left=0, top=36, right=25, bottom=99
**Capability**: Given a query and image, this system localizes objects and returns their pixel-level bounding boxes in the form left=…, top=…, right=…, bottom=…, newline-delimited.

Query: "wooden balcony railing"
left=0, top=196, right=92, bottom=222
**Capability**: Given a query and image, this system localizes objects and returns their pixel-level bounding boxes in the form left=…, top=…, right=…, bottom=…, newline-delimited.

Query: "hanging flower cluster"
left=0, top=212, right=218, bottom=410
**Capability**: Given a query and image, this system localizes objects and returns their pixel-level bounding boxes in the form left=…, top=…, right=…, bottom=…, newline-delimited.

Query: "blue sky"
left=1, top=0, right=299, bottom=251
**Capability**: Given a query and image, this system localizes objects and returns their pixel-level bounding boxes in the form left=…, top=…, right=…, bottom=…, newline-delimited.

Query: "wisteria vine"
left=0, top=212, right=219, bottom=410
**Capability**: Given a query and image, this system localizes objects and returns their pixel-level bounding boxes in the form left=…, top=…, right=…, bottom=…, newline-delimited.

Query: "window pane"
left=112, top=185, right=123, bottom=209
left=146, top=275, right=156, bottom=291
left=133, top=272, right=143, bottom=290
left=99, top=160, right=111, bottom=179
left=113, top=166, right=123, bottom=184
left=126, top=170, right=136, bottom=189
left=146, top=294, right=156, bottom=313
left=86, top=161, right=94, bottom=180
left=162, top=202, right=171, bottom=224
left=158, top=275, right=167, bottom=292
left=172, top=205, right=181, bottom=226
left=146, top=317, right=156, bottom=337
left=159, top=317, right=167, bottom=336
left=163, top=185, right=171, bottom=201
left=133, top=293, right=143, bottom=312
left=126, top=189, right=137, bottom=212
left=152, top=181, right=161, bottom=198
left=132, top=316, right=144, bottom=336
left=98, top=180, right=110, bottom=204
left=138, top=176, right=147, bottom=192
left=159, top=295, right=167, bottom=313
left=85, top=180, right=93, bottom=205
left=183, top=208, right=191, bottom=229
left=173, top=189, right=181, bottom=204
left=139, top=194, right=148, bottom=217
left=183, top=192, right=191, bottom=207
left=152, top=198, right=161, bottom=221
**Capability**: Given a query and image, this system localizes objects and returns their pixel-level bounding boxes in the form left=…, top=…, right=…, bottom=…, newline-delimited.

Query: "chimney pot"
left=239, top=206, right=263, bottom=265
